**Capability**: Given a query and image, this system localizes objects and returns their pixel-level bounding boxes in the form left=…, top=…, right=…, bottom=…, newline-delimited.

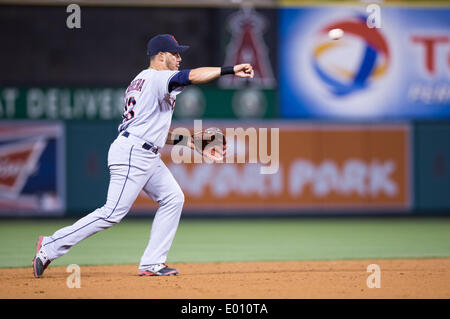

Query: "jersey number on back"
left=122, top=96, right=136, bottom=121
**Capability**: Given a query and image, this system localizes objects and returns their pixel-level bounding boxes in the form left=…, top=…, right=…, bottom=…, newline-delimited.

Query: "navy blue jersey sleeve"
left=168, top=69, right=191, bottom=93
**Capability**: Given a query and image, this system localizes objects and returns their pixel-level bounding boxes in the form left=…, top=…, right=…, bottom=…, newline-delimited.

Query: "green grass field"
left=1, top=217, right=450, bottom=268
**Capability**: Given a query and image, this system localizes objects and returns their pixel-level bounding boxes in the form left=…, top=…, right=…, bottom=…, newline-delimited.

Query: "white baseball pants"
left=42, top=133, right=184, bottom=269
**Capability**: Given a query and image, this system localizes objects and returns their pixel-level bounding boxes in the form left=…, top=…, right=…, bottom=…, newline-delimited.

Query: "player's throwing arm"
left=32, top=34, right=253, bottom=279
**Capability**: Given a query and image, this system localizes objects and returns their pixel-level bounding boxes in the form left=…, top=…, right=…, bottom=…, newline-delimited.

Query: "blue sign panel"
left=280, top=7, right=450, bottom=119
left=0, top=122, right=65, bottom=215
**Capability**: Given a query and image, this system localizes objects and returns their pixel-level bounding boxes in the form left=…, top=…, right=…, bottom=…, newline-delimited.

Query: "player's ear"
left=149, top=54, right=160, bottom=64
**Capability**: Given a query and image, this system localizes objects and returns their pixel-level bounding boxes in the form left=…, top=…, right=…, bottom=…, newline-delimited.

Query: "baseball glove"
left=191, top=127, right=227, bottom=162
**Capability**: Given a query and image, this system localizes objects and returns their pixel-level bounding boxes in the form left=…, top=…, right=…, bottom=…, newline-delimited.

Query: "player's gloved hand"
left=190, top=127, right=227, bottom=162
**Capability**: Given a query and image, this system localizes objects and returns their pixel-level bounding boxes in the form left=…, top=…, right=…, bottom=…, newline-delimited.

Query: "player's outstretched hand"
left=234, top=64, right=254, bottom=78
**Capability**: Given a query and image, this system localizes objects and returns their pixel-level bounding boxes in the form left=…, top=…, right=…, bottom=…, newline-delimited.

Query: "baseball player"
left=32, top=34, right=254, bottom=277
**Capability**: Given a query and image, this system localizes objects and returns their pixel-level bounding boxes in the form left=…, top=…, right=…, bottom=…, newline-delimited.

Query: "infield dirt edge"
left=1, top=258, right=449, bottom=299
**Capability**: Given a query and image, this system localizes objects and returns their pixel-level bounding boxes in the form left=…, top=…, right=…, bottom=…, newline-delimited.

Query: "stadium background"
left=0, top=0, right=449, bottom=299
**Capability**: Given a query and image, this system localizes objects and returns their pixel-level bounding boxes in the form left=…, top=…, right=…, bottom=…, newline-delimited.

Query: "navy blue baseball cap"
left=147, top=34, right=189, bottom=56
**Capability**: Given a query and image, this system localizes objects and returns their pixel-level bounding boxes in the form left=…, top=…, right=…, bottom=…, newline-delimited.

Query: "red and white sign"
left=219, top=8, right=276, bottom=89
left=0, top=123, right=65, bottom=215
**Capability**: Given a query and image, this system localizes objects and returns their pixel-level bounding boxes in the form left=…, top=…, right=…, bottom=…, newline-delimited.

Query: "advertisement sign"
left=280, top=7, right=450, bottom=119
left=0, top=122, right=65, bottom=215
left=131, top=121, right=411, bottom=214
left=0, top=88, right=125, bottom=120
left=218, top=7, right=277, bottom=89
left=0, top=87, right=277, bottom=120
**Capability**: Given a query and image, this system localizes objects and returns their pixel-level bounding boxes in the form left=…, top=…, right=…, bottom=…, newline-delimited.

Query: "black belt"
left=122, top=131, right=158, bottom=154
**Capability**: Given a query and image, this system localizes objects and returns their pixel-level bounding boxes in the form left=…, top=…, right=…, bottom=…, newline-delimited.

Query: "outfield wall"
left=0, top=120, right=449, bottom=216
left=0, top=3, right=449, bottom=216
left=414, top=123, right=450, bottom=213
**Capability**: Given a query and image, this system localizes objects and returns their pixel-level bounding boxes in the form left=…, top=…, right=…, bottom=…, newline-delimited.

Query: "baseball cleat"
left=32, top=236, right=51, bottom=278
left=138, top=263, right=179, bottom=276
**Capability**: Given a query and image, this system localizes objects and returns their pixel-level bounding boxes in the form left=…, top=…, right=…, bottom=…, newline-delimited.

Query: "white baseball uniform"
left=41, top=68, right=185, bottom=269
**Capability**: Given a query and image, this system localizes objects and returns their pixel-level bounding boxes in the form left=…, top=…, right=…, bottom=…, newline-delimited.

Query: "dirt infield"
left=1, top=258, right=449, bottom=299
